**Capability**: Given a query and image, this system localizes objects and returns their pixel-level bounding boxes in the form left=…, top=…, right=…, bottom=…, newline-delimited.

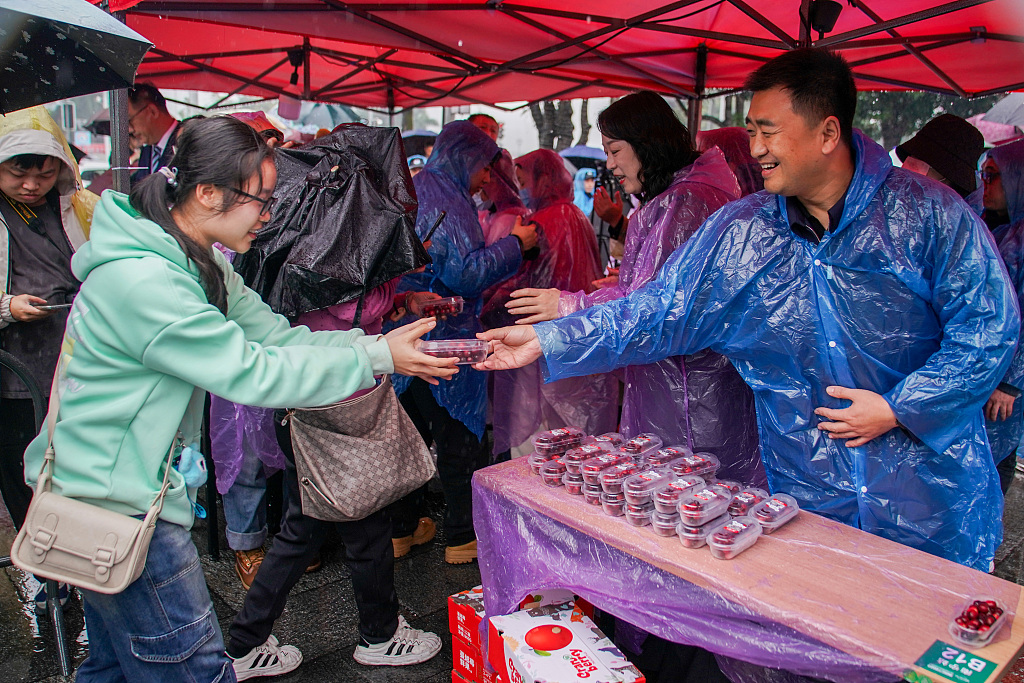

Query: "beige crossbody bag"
left=11, top=376, right=179, bottom=594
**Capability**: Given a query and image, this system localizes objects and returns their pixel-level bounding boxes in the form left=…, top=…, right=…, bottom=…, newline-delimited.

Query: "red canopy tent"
left=107, top=0, right=1024, bottom=121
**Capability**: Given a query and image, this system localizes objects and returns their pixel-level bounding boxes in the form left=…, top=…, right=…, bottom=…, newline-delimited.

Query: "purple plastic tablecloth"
left=473, top=458, right=1022, bottom=683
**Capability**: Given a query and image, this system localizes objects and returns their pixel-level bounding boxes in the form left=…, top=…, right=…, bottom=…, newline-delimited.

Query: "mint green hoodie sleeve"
left=219, top=256, right=394, bottom=374
left=101, top=257, right=388, bottom=408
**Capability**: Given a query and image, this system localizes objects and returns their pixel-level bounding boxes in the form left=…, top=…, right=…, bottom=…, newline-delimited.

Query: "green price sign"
left=913, top=641, right=997, bottom=683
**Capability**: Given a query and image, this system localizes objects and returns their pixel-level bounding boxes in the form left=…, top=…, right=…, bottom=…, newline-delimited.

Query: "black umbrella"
left=234, top=124, right=430, bottom=323
left=0, top=0, right=151, bottom=114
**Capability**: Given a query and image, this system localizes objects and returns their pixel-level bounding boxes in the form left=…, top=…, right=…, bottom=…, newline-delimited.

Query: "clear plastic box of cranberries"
left=539, top=459, right=566, bottom=487
left=601, top=491, right=626, bottom=517
left=654, top=475, right=706, bottom=514
left=580, top=452, right=634, bottom=485
left=583, top=482, right=603, bottom=506
left=728, top=487, right=769, bottom=517
left=600, top=462, right=642, bottom=494
left=624, top=469, right=675, bottom=506
left=562, top=442, right=614, bottom=474
left=646, top=445, right=694, bottom=468
left=620, top=433, right=663, bottom=458
left=533, top=427, right=585, bottom=456
left=562, top=472, right=584, bottom=495
left=751, top=493, right=799, bottom=533
left=949, top=598, right=1008, bottom=648
left=417, top=339, right=489, bottom=364
left=421, top=296, right=464, bottom=318
left=625, top=502, right=654, bottom=527
left=678, top=485, right=735, bottom=526
left=527, top=452, right=551, bottom=475
left=707, top=515, right=762, bottom=559
left=650, top=510, right=680, bottom=537
left=670, top=452, right=721, bottom=479
left=676, top=513, right=730, bottom=549
left=585, top=432, right=626, bottom=448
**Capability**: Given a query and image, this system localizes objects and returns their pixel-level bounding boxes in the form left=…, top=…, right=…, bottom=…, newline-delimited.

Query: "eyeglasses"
left=981, top=170, right=1002, bottom=183
left=229, top=188, right=277, bottom=215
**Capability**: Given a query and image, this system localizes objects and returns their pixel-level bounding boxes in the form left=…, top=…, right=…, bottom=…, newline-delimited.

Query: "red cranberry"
left=966, top=606, right=979, bottom=619
left=986, top=600, right=998, bottom=609
left=979, top=625, right=990, bottom=633
left=977, top=603, right=990, bottom=615
left=955, top=617, right=967, bottom=626
left=992, top=607, right=1003, bottom=618
left=968, top=619, right=981, bottom=629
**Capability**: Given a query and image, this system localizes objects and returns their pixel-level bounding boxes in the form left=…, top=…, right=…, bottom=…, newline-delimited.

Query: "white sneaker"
left=353, top=616, right=442, bottom=666
left=231, top=635, right=303, bottom=680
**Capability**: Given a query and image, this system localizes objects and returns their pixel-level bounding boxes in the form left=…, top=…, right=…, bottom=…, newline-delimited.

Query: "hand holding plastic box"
left=654, top=475, right=706, bottom=514
left=728, top=487, right=769, bottom=516
left=950, top=598, right=1008, bottom=648
left=533, top=427, right=585, bottom=456
left=751, top=493, right=800, bottom=533
left=708, top=515, right=762, bottom=559
left=422, top=296, right=464, bottom=318
left=677, top=485, right=734, bottom=526
left=418, top=339, right=489, bottom=364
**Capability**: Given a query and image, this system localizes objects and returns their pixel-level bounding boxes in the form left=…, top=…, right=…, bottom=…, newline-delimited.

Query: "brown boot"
left=305, top=553, right=322, bottom=573
left=235, top=548, right=266, bottom=590
left=393, top=517, right=437, bottom=558
left=444, top=539, right=477, bottom=565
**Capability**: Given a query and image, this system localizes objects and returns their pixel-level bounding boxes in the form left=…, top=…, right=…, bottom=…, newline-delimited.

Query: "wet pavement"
left=3, top=472, right=1024, bottom=682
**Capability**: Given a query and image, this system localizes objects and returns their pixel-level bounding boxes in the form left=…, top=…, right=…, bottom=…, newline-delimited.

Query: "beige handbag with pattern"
left=287, top=375, right=435, bottom=522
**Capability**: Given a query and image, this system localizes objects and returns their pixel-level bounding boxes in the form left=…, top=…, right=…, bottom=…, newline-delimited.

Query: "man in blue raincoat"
left=392, top=121, right=537, bottom=565
left=478, top=49, right=1019, bottom=571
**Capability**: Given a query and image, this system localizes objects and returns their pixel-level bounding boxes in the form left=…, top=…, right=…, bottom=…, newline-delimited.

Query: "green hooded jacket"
left=24, top=191, right=393, bottom=528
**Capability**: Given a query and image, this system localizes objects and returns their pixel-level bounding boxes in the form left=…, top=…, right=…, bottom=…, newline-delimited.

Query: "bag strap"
left=38, top=370, right=179, bottom=509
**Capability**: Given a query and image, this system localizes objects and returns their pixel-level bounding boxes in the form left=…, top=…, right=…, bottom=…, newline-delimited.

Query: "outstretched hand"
left=384, top=318, right=459, bottom=385
left=505, top=287, right=560, bottom=324
left=594, top=186, right=623, bottom=226
left=473, top=326, right=542, bottom=371
left=814, top=385, right=898, bottom=448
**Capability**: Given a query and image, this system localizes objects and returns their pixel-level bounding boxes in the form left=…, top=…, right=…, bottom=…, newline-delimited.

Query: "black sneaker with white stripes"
left=353, top=616, right=442, bottom=666
left=231, top=635, right=302, bottom=680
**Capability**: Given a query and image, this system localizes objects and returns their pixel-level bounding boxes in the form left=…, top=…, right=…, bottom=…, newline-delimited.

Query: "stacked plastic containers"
left=531, top=427, right=585, bottom=488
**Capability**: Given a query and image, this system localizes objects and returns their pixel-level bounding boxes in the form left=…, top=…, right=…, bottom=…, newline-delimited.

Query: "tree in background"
left=529, top=100, right=576, bottom=150
left=854, top=91, right=1004, bottom=149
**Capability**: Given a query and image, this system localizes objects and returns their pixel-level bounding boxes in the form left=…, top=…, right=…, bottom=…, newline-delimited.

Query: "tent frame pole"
left=686, top=43, right=707, bottom=135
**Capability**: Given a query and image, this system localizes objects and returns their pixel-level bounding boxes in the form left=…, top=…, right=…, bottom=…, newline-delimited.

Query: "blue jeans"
left=222, top=446, right=268, bottom=552
left=76, top=520, right=235, bottom=682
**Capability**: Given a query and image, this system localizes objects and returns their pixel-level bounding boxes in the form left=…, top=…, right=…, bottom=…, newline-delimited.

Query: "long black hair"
left=598, top=91, right=698, bottom=203
left=130, top=116, right=273, bottom=313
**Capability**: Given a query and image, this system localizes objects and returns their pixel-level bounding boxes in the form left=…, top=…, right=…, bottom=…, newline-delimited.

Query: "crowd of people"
left=0, top=46, right=1022, bottom=682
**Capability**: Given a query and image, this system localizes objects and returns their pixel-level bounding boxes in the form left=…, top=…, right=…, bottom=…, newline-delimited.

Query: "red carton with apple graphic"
left=488, top=604, right=645, bottom=683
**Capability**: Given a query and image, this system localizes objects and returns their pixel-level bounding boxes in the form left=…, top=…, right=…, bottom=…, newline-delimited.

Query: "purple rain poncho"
left=696, top=127, right=764, bottom=197
left=396, top=121, right=522, bottom=437
left=483, top=149, right=618, bottom=453
left=535, top=132, right=1019, bottom=571
left=479, top=150, right=529, bottom=247
left=983, top=139, right=1024, bottom=463
left=557, top=147, right=764, bottom=485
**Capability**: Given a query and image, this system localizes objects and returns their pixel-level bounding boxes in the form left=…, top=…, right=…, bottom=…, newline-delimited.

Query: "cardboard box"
left=453, top=632, right=485, bottom=682
left=489, top=603, right=645, bottom=683
left=450, top=586, right=487, bottom=649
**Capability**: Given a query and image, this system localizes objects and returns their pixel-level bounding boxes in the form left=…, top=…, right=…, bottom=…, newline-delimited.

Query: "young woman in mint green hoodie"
left=23, top=116, right=457, bottom=682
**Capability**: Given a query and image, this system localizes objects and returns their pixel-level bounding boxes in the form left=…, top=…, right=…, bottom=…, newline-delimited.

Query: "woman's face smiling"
left=601, top=134, right=642, bottom=196
left=184, top=158, right=277, bottom=253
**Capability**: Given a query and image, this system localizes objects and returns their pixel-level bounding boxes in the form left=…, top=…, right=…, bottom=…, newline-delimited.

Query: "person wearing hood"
left=0, top=106, right=96, bottom=612
left=391, top=121, right=537, bottom=565
left=21, top=116, right=456, bottom=681
left=978, top=139, right=1024, bottom=492
left=482, top=149, right=618, bottom=455
left=478, top=150, right=529, bottom=247
left=696, top=127, right=765, bottom=197
left=572, top=167, right=597, bottom=217
left=508, top=92, right=762, bottom=487
left=480, top=49, right=1017, bottom=581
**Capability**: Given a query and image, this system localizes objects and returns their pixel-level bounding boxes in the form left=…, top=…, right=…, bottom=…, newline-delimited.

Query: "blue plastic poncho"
left=483, top=149, right=618, bottom=453
left=397, top=121, right=522, bottom=437
left=558, top=148, right=763, bottom=485
left=983, top=139, right=1024, bottom=462
left=535, top=131, right=1019, bottom=570
left=572, top=167, right=595, bottom=217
